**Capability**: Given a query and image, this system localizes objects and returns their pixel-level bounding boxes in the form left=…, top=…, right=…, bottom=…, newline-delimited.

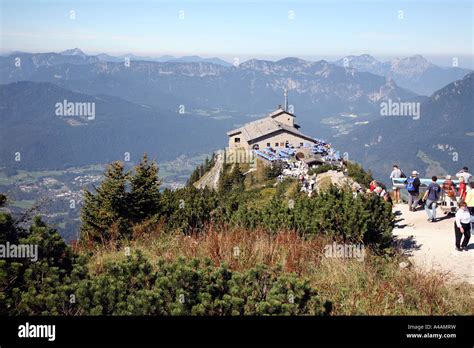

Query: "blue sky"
left=1, top=0, right=472, bottom=66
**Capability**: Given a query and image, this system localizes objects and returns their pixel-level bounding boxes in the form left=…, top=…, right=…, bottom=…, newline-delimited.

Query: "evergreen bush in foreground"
left=76, top=252, right=331, bottom=316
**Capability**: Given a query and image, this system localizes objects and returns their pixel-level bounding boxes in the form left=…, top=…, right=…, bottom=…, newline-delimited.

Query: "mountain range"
left=59, top=48, right=232, bottom=66
left=0, top=81, right=228, bottom=170
left=0, top=50, right=419, bottom=132
left=0, top=49, right=472, bottom=179
left=335, top=54, right=470, bottom=96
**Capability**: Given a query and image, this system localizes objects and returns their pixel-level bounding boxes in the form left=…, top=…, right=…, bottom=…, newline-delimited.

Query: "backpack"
left=443, top=180, right=456, bottom=197
left=406, top=177, right=416, bottom=192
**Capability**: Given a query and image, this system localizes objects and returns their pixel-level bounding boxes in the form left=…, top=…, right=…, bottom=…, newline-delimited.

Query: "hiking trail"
left=393, top=203, right=474, bottom=284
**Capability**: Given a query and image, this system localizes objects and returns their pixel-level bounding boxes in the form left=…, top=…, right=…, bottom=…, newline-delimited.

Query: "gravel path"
left=392, top=203, right=474, bottom=284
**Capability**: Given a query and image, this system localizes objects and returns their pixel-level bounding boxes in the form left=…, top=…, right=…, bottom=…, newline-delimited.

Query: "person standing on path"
left=465, top=182, right=474, bottom=217
left=456, top=167, right=472, bottom=185
left=390, top=164, right=403, bottom=203
left=458, top=176, right=467, bottom=202
left=442, top=175, right=457, bottom=211
left=423, top=176, right=441, bottom=222
left=454, top=201, right=471, bottom=251
left=405, top=171, right=421, bottom=211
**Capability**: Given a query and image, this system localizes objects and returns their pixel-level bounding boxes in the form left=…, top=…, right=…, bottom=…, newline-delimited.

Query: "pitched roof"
left=227, top=112, right=315, bottom=144
left=268, top=107, right=295, bottom=119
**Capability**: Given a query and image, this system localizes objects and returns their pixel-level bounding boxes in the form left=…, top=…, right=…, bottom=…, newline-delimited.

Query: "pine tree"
left=80, top=161, right=129, bottom=243
left=129, top=154, right=161, bottom=223
left=217, top=164, right=231, bottom=194
left=229, top=164, right=245, bottom=190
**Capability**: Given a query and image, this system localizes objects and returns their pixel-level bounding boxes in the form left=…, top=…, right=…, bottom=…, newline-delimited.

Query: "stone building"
left=227, top=106, right=316, bottom=151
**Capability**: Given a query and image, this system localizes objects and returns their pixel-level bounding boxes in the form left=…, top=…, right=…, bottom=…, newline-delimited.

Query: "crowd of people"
left=287, top=159, right=472, bottom=252
left=389, top=165, right=473, bottom=252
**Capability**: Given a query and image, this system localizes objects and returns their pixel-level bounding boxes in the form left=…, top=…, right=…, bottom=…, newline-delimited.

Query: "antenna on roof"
left=284, top=88, right=288, bottom=111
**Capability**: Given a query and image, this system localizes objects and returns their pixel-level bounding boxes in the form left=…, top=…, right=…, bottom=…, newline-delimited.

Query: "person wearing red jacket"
left=458, top=176, right=467, bottom=202
left=369, top=180, right=378, bottom=192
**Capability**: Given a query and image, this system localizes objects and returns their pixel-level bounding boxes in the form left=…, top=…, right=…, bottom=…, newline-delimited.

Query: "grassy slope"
left=80, top=226, right=473, bottom=315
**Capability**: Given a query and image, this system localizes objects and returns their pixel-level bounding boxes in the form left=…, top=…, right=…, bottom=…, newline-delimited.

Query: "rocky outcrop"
left=314, top=170, right=360, bottom=192
left=194, top=151, right=224, bottom=190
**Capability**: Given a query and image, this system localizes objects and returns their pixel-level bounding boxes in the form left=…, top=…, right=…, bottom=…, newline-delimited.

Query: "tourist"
left=456, top=166, right=472, bottom=185
left=309, top=176, right=316, bottom=191
left=369, top=180, right=378, bottom=192
left=405, top=171, right=421, bottom=211
left=390, top=164, right=402, bottom=203
left=454, top=201, right=471, bottom=251
left=374, top=186, right=384, bottom=196
left=458, top=176, right=467, bottom=202
left=442, top=175, right=457, bottom=211
left=422, top=176, right=441, bottom=222
left=465, top=182, right=474, bottom=216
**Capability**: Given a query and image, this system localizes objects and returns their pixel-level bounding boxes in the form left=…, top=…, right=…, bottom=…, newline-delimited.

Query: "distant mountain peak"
left=348, top=54, right=378, bottom=62
left=239, top=58, right=273, bottom=69
left=60, top=48, right=86, bottom=56
left=168, top=55, right=231, bottom=66
left=391, top=55, right=433, bottom=70
left=276, top=57, right=310, bottom=65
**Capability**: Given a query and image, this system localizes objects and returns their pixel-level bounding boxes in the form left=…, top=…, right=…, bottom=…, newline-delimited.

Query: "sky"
left=1, top=0, right=473, bottom=67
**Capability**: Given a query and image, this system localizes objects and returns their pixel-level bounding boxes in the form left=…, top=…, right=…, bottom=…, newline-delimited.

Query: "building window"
left=300, top=142, right=303, bottom=147
left=275, top=142, right=279, bottom=147
left=280, top=142, right=284, bottom=147
left=235, top=137, right=240, bottom=143
left=266, top=143, right=271, bottom=147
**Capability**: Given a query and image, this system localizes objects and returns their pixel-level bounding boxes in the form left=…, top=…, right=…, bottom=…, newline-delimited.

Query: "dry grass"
left=76, top=223, right=474, bottom=315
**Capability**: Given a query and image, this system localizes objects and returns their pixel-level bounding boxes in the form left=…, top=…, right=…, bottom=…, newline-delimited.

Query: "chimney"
left=284, top=88, right=288, bottom=111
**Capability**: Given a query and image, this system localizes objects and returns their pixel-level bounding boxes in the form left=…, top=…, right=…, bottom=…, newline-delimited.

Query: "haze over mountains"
left=0, top=48, right=472, bottom=180
left=335, top=54, right=470, bottom=96
left=0, top=49, right=419, bottom=123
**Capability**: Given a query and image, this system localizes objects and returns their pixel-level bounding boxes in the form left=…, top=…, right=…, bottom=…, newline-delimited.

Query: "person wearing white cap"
left=405, top=171, right=421, bottom=211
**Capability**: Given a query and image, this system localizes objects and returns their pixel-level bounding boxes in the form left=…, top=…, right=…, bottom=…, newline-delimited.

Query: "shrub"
left=75, top=252, right=331, bottom=316
left=346, top=161, right=374, bottom=188
left=0, top=216, right=76, bottom=315
left=294, top=186, right=393, bottom=248
left=264, top=161, right=284, bottom=179
left=225, top=186, right=393, bottom=249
